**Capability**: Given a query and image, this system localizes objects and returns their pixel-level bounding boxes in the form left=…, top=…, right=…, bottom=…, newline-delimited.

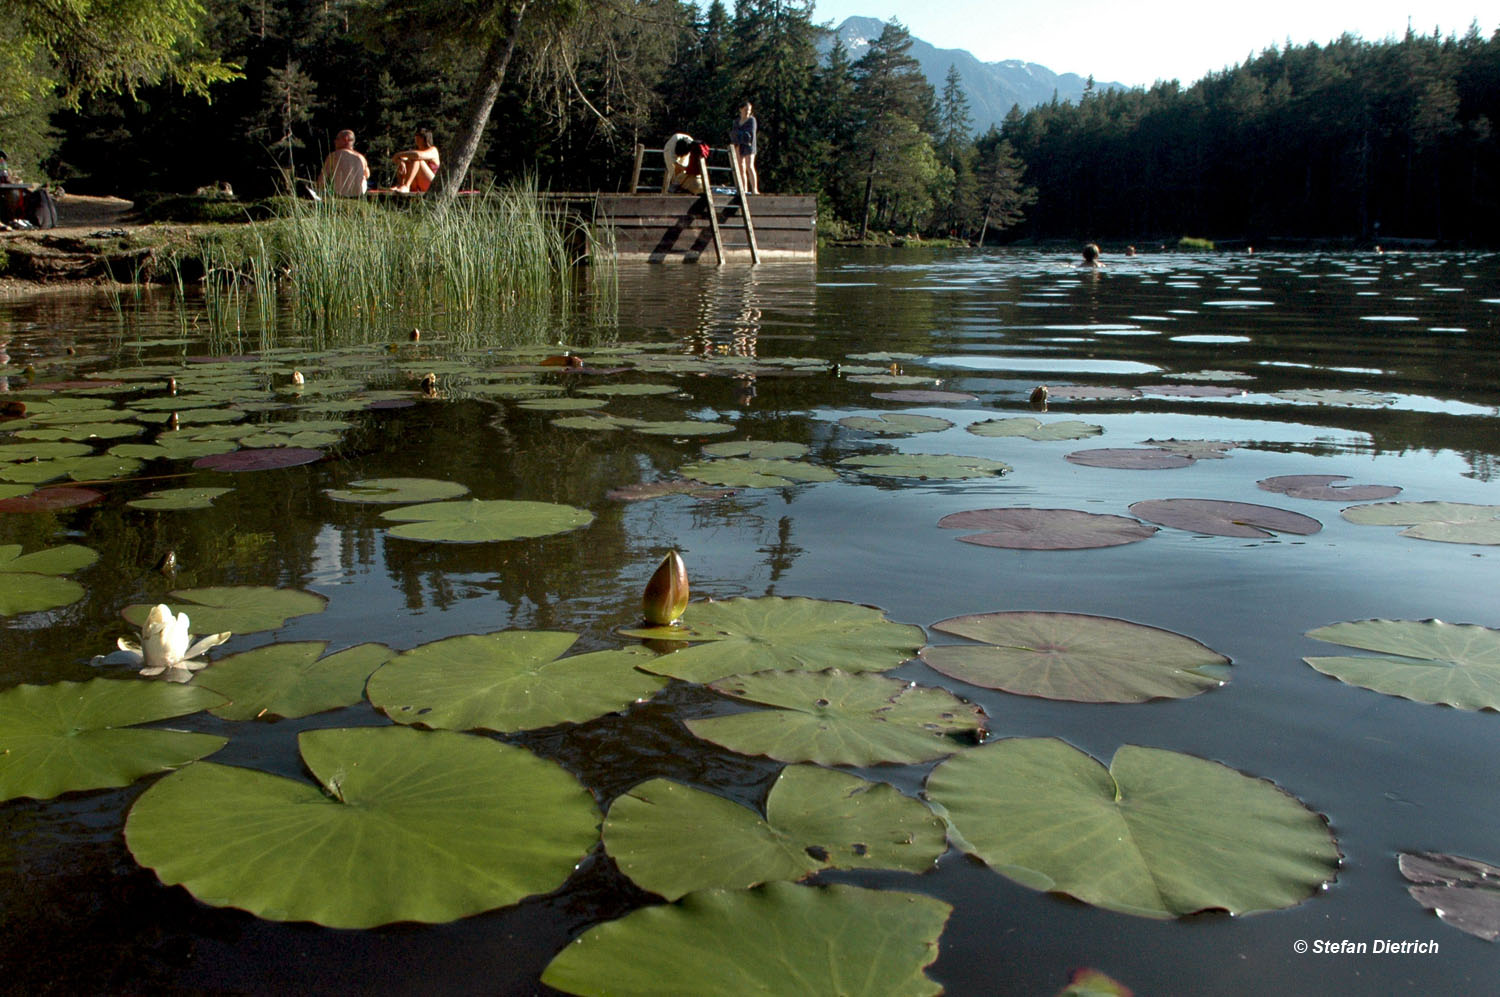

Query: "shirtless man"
left=393, top=129, right=441, bottom=193
left=317, top=130, right=369, bottom=197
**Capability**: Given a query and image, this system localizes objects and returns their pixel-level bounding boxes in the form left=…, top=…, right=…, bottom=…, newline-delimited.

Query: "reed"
left=192, top=182, right=608, bottom=344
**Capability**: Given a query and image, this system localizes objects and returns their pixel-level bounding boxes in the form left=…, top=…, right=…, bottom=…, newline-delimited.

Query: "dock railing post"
left=629, top=144, right=645, bottom=193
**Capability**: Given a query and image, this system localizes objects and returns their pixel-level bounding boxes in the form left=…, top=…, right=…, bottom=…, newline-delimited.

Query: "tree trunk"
left=435, top=2, right=529, bottom=204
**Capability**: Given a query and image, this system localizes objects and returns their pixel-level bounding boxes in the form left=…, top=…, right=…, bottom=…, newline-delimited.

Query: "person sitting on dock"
left=392, top=129, right=441, bottom=193
left=662, top=133, right=704, bottom=195
left=317, top=130, right=370, bottom=197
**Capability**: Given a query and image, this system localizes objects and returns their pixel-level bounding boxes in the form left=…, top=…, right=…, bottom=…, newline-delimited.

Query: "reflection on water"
left=1, top=248, right=1498, bottom=995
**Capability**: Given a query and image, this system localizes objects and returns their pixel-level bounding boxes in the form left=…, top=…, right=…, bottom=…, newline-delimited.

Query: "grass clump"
left=1177, top=236, right=1216, bottom=250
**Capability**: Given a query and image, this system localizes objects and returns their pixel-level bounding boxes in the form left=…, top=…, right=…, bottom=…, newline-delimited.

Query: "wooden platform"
left=554, top=193, right=816, bottom=263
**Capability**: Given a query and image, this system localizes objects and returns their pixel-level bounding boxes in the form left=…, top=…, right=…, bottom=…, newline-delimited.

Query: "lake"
left=1, top=247, right=1497, bottom=994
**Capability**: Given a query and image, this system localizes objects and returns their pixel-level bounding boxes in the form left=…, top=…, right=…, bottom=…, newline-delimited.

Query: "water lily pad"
left=1398, top=851, right=1500, bottom=941
left=837, top=453, right=1011, bottom=479
left=0, top=484, right=31, bottom=500
left=1340, top=502, right=1500, bottom=544
left=552, top=414, right=639, bottom=432
left=1066, top=448, right=1193, bottom=469
left=515, top=397, right=606, bottom=411
left=125, top=726, right=599, bottom=928
left=921, top=612, right=1230, bottom=702
left=633, top=419, right=736, bottom=437
left=0, top=441, right=92, bottom=462
left=926, top=738, right=1339, bottom=918
left=702, top=440, right=809, bottom=460
left=194, top=447, right=325, bottom=472
left=1138, top=384, right=1246, bottom=398
left=1139, top=438, right=1237, bottom=460
left=605, top=480, right=733, bottom=502
left=676, top=458, right=836, bottom=489
left=967, top=417, right=1102, bottom=441
left=604, top=765, right=947, bottom=899
left=126, top=486, right=234, bottom=511
left=380, top=498, right=593, bottom=543
left=870, top=390, right=977, bottom=403
left=1130, top=499, right=1322, bottom=537
left=937, top=508, right=1157, bottom=550
left=196, top=642, right=395, bottom=721
left=839, top=414, right=954, bottom=435
left=1046, top=385, right=1141, bottom=401
left=541, top=882, right=951, bottom=997
left=1258, top=475, right=1402, bottom=501
left=109, top=437, right=240, bottom=460
left=0, top=486, right=103, bottom=513
left=0, top=542, right=97, bottom=576
left=1272, top=388, right=1392, bottom=406
left=623, top=596, right=926, bottom=684
left=239, top=430, right=344, bottom=449
left=687, top=669, right=985, bottom=766
left=368, top=631, right=665, bottom=732
left=15, top=421, right=143, bottom=442
left=124, top=586, right=328, bottom=635
left=1303, top=618, right=1500, bottom=710
left=579, top=383, right=679, bottom=396
left=0, top=679, right=226, bottom=801
left=326, top=477, right=470, bottom=504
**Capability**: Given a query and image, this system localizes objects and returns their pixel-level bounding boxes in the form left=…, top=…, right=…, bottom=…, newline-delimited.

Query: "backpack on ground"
left=23, top=187, right=58, bottom=229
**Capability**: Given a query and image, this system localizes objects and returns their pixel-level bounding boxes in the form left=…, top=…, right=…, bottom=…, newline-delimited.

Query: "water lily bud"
left=420, top=372, right=438, bottom=397
left=642, top=551, right=689, bottom=625
left=292, top=370, right=305, bottom=386
left=410, top=327, right=421, bottom=341
left=1029, top=384, right=1049, bottom=408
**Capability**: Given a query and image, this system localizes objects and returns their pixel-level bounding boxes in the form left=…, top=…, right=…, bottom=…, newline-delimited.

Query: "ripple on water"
left=1170, top=334, right=1251, bottom=343
left=1202, top=299, right=1274, bottom=307
left=1359, top=315, right=1420, bottom=322
left=928, top=356, right=1162, bottom=374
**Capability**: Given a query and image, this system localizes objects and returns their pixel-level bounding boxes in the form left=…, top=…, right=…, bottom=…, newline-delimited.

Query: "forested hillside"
left=5, top=0, right=1497, bottom=243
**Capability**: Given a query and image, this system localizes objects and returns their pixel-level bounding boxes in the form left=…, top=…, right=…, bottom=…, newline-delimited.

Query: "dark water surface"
left=2, top=248, right=1498, bottom=994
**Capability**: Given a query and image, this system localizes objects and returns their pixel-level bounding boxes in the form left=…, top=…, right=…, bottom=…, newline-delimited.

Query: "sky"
left=807, top=1, right=1491, bottom=87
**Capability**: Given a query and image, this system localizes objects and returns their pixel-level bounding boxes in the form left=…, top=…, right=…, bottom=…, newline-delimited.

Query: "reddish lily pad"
left=1398, top=852, right=1500, bottom=941
left=921, top=611, right=1230, bottom=702
left=1137, top=384, right=1246, bottom=398
left=1130, top=499, right=1322, bottom=538
left=937, top=508, right=1157, bottom=550
left=1066, top=448, right=1193, bottom=470
left=0, top=486, right=103, bottom=513
left=1257, top=475, right=1402, bottom=501
left=194, top=447, right=325, bottom=472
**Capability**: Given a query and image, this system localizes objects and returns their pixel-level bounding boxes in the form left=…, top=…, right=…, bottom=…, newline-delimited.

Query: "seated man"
left=393, top=129, right=441, bottom=193
left=661, top=133, right=704, bottom=195
left=317, top=130, right=370, bottom=197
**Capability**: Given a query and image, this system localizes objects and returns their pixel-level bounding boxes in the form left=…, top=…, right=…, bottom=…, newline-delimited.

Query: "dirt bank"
left=0, top=194, right=149, bottom=296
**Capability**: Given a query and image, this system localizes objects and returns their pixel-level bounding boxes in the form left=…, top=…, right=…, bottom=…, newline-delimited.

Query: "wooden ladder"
left=698, top=150, right=760, bottom=266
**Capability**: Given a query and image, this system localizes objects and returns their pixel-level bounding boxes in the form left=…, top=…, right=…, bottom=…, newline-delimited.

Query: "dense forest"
left=5, top=0, right=1498, bottom=244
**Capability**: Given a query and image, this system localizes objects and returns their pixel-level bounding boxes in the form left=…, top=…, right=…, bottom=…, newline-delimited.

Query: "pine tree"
left=850, top=20, right=937, bottom=239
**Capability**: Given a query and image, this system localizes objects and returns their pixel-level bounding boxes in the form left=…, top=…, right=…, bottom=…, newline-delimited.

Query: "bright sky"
left=809, top=1, right=1491, bottom=87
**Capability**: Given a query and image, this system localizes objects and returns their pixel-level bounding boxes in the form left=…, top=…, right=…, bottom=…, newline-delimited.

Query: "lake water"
left=1, top=248, right=1498, bottom=994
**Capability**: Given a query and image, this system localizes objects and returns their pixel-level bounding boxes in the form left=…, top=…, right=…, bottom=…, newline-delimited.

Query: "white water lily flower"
left=118, top=604, right=232, bottom=683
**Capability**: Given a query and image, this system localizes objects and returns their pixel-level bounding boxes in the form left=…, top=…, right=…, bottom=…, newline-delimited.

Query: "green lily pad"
left=238, top=430, right=344, bottom=449
left=603, top=765, right=947, bottom=900
left=839, top=414, right=954, bottom=436
left=701, top=440, right=809, bottom=460
left=1141, top=438, right=1237, bottom=459
left=937, top=508, right=1157, bottom=550
left=0, top=442, right=93, bottom=462
left=623, top=596, right=926, bottom=684
left=514, top=397, right=606, bottom=411
left=0, top=679, right=227, bottom=801
left=578, top=383, right=679, bottom=396
left=675, top=458, right=837, bottom=489
left=124, top=726, right=599, bottom=928
left=380, top=498, right=593, bottom=543
left=553, top=414, right=639, bottom=432
left=687, top=669, right=985, bottom=766
left=468, top=381, right=563, bottom=398
left=1257, top=474, right=1401, bottom=501
left=837, top=453, right=1011, bottom=479
left=326, top=477, right=470, bottom=504
left=1340, top=502, right=1500, bottom=544
left=1304, top=618, right=1500, bottom=710
left=541, top=882, right=951, bottom=997
left=966, top=417, right=1103, bottom=441
left=926, top=738, right=1340, bottom=918
left=0, top=484, right=31, bottom=500
left=196, top=642, right=395, bottom=721
left=0, top=542, right=98, bottom=576
left=368, top=631, right=666, bottom=732
left=15, top=422, right=144, bottom=442
left=109, top=437, right=240, bottom=460
left=0, top=541, right=95, bottom=615
left=124, top=586, right=328, bottom=635
left=1399, top=851, right=1500, bottom=942
left=633, top=419, right=736, bottom=437
left=126, top=486, right=234, bottom=511
left=921, top=611, right=1230, bottom=702
left=1272, top=388, right=1392, bottom=407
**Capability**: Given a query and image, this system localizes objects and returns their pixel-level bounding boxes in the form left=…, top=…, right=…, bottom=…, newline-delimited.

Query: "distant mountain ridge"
left=824, top=16, right=1124, bottom=134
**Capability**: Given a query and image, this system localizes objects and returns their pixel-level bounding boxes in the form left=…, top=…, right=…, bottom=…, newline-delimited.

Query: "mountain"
left=823, top=16, right=1125, bottom=134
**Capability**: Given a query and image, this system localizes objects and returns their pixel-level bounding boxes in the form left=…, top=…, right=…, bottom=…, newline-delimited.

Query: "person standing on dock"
left=731, top=102, right=758, bottom=195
